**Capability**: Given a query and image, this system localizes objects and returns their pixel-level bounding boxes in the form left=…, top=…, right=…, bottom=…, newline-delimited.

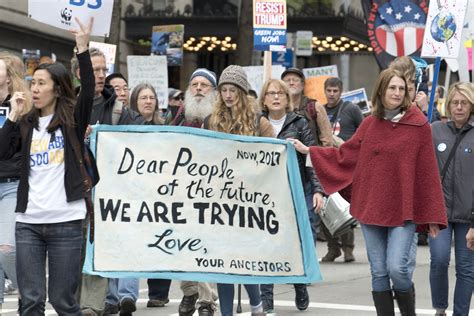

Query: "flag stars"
left=386, top=7, right=393, bottom=15
left=414, top=13, right=421, bottom=20
left=395, top=12, right=403, bottom=20
left=404, top=5, right=412, bottom=13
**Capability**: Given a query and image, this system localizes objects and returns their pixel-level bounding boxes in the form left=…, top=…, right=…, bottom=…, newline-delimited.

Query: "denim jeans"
left=0, top=181, right=19, bottom=304
left=217, top=283, right=261, bottom=316
left=147, top=279, right=172, bottom=299
left=16, top=220, right=83, bottom=316
left=360, top=222, right=416, bottom=292
left=305, top=193, right=319, bottom=244
left=106, top=278, right=139, bottom=305
left=429, top=222, right=473, bottom=315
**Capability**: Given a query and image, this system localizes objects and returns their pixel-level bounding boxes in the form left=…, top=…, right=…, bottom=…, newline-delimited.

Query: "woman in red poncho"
left=291, top=68, right=447, bottom=316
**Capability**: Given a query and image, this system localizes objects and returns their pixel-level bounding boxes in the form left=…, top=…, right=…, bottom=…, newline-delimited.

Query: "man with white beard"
left=170, top=68, right=217, bottom=128
left=167, top=68, right=218, bottom=316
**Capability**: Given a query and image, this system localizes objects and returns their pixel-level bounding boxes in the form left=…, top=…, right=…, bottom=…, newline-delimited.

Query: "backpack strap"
left=306, top=99, right=317, bottom=120
left=67, top=126, right=96, bottom=242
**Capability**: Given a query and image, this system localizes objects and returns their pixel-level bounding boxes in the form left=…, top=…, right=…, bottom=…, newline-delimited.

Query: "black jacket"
left=0, top=51, right=95, bottom=213
left=264, top=111, right=323, bottom=195
left=89, top=85, right=144, bottom=125
left=0, top=95, right=21, bottom=179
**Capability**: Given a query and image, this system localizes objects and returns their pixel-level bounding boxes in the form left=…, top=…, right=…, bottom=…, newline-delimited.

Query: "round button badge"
left=437, top=143, right=447, bottom=152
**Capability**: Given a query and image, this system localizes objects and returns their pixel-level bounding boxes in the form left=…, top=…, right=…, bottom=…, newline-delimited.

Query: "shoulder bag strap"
left=441, top=131, right=468, bottom=182
left=331, top=101, right=347, bottom=134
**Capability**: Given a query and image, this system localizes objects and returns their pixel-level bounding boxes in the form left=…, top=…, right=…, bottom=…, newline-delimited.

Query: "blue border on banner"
left=84, top=125, right=321, bottom=284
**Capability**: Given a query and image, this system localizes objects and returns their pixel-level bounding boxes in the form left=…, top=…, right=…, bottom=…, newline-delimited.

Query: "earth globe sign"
left=430, top=11, right=456, bottom=42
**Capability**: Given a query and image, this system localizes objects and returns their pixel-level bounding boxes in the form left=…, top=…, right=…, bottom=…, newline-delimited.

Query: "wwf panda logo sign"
left=28, top=0, right=114, bottom=37
left=60, top=8, right=73, bottom=25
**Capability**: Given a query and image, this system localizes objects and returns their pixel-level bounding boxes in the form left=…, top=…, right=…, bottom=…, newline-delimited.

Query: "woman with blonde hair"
left=206, top=65, right=274, bottom=316
left=258, top=78, right=324, bottom=313
left=430, top=82, right=474, bottom=316
left=292, top=68, right=447, bottom=316
left=0, top=53, right=31, bottom=311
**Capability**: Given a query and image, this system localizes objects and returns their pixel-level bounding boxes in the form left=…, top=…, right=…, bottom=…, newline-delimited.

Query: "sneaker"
left=119, top=298, right=136, bottom=315
left=104, top=302, right=120, bottom=315
left=147, top=298, right=169, bottom=307
left=4, top=279, right=17, bottom=295
left=262, top=296, right=274, bottom=313
left=197, top=303, right=214, bottom=316
left=294, top=284, right=309, bottom=311
left=178, top=293, right=199, bottom=316
left=321, top=248, right=342, bottom=262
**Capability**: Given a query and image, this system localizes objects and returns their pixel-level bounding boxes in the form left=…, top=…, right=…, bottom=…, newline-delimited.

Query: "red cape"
left=309, top=106, right=447, bottom=228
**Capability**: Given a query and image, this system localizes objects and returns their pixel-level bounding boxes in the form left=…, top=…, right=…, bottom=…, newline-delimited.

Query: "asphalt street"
left=1, top=227, right=472, bottom=315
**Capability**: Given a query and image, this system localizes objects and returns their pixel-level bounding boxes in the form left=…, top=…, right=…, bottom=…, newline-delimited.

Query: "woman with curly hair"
left=205, top=65, right=274, bottom=316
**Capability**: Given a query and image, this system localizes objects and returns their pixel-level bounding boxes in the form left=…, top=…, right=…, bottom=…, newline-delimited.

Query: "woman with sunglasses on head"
left=258, top=78, right=324, bottom=313
left=0, top=18, right=95, bottom=315
left=429, top=82, right=474, bottom=316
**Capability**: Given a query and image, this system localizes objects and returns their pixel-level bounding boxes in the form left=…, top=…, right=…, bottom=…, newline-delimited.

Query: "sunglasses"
left=173, top=95, right=184, bottom=101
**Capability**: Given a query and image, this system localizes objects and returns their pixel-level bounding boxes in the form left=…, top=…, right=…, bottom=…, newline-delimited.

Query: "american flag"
left=362, top=0, right=428, bottom=69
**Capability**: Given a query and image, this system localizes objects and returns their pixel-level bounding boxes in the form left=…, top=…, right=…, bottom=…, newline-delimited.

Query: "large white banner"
left=28, top=0, right=114, bottom=37
left=84, top=126, right=320, bottom=284
left=127, top=56, right=168, bottom=109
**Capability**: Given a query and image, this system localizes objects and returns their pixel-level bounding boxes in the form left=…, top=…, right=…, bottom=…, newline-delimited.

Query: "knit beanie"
left=189, top=68, right=217, bottom=88
left=218, top=65, right=250, bottom=94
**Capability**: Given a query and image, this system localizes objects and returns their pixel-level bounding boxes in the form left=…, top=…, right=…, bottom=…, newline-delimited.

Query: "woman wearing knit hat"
left=205, top=65, right=274, bottom=316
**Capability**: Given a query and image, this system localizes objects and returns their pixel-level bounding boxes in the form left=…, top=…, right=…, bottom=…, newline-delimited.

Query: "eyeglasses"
left=191, top=82, right=211, bottom=89
left=265, top=91, right=286, bottom=98
left=93, top=67, right=109, bottom=75
left=138, top=96, right=156, bottom=101
left=173, top=95, right=184, bottom=101
left=283, top=78, right=301, bottom=84
left=450, top=100, right=470, bottom=107
left=114, top=86, right=129, bottom=93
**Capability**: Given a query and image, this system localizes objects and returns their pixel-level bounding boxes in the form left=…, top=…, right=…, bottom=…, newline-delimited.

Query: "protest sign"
left=28, top=0, right=114, bottom=37
left=151, top=25, right=184, bottom=66
left=127, top=56, right=168, bottom=109
left=0, top=107, right=9, bottom=128
left=341, top=88, right=370, bottom=114
left=295, top=31, right=313, bottom=56
left=243, top=65, right=285, bottom=97
left=272, top=49, right=294, bottom=68
left=253, top=0, right=287, bottom=51
left=84, top=125, right=321, bottom=284
left=303, top=65, right=338, bottom=104
left=89, top=41, right=117, bottom=75
left=421, top=0, right=468, bottom=58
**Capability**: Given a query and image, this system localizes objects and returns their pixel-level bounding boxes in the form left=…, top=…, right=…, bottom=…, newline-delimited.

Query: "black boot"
left=394, top=287, right=416, bottom=316
left=372, top=290, right=395, bottom=316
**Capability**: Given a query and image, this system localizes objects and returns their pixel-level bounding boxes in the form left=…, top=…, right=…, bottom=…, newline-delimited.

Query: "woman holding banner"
left=205, top=65, right=274, bottom=316
left=0, top=18, right=95, bottom=315
left=429, top=82, right=474, bottom=316
left=291, top=68, right=447, bottom=316
left=259, top=78, right=324, bottom=313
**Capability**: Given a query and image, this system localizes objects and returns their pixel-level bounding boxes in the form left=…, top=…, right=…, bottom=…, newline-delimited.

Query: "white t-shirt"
left=16, top=114, right=86, bottom=224
left=269, top=115, right=286, bottom=136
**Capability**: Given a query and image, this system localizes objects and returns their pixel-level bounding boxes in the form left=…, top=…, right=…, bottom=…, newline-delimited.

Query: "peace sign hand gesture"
left=70, top=17, right=94, bottom=54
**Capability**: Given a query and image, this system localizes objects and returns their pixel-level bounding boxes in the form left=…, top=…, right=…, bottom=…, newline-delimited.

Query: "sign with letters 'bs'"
left=84, top=125, right=321, bottom=284
left=253, top=0, right=287, bottom=52
left=28, top=0, right=114, bottom=37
